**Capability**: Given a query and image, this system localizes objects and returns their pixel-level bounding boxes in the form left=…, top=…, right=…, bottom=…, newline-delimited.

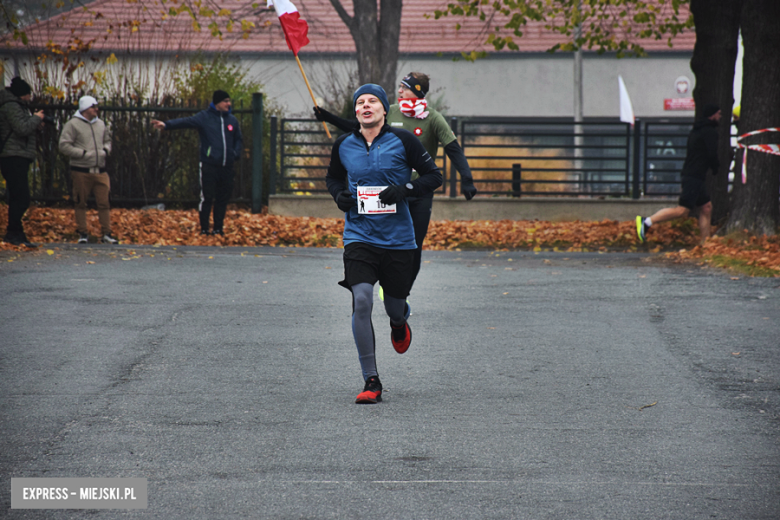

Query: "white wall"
left=2, top=51, right=694, bottom=119
left=243, top=52, right=695, bottom=118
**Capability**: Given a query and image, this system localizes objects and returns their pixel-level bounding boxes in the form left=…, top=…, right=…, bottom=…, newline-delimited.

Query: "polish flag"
left=267, top=0, right=310, bottom=56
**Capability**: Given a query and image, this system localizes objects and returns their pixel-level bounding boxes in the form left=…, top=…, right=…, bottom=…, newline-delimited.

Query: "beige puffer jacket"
left=59, top=113, right=111, bottom=171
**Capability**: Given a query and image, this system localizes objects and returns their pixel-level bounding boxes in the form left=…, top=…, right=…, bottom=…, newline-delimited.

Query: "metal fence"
left=643, top=120, right=692, bottom=196
left=5, top=111, right=720, bottom=206
left=3, top=99, right=258, bottom=206
left=271, top=116, right=709, bottom=200
left=458, top=117, right=632, bottom=197
left=270, top=117, right=454, bottom=196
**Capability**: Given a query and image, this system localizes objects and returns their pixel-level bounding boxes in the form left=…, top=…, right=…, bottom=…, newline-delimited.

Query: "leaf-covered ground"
left=1, top=206, right=778, bottom=276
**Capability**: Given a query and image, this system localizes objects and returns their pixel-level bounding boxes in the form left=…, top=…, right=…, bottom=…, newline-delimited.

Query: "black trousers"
left=0, top=156, right=32, bottom=236
left=407, top=195, right=433, bottom=288
left=199, top=162, right=235, bottom=232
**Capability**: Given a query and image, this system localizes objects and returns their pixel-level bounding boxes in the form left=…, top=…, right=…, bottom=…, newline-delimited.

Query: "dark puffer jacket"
left=0, top=88, right=42, bottom=160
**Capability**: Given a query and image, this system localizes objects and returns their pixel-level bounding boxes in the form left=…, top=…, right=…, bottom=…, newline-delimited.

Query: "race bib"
left=357, top=186, right=396, bottom=215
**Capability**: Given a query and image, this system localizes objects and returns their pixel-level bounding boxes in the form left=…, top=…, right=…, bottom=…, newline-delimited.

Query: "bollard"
left=512, top=163, right=522, bottom=197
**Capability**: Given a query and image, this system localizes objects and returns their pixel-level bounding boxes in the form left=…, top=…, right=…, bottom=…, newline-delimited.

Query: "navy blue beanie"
left=353, top=84, right=389, bottom=114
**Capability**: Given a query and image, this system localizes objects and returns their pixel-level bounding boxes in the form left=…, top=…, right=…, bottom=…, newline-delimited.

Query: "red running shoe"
left=355, top=376, right=382, bottom=404
left=390, top=321, right=412, bottom=354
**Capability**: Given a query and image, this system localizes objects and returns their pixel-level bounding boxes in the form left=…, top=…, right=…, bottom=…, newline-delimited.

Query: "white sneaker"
left=102, top=234, right=118, bottom=244
left=77, top=233, right=88, bottom=244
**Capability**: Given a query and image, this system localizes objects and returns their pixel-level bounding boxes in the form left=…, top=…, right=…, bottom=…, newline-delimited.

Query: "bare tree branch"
left=328, top=0, right=353, bottom=29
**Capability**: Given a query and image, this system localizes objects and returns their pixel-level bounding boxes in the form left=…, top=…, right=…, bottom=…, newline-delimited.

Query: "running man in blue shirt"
left=326, top=84, right=442, bottom=404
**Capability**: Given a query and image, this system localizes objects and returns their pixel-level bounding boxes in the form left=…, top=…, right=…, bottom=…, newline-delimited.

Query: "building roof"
left=2, top=0, right=694, bottom=56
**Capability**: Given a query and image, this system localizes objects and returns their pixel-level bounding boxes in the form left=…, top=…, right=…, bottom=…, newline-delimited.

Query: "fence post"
left=270, top=116, right=277, bottom=195
left=632, top=118, right=641, bottom=199
left=449, top=117, right=458, bottom=198
left=512, top=164, right=522, bottom=197
left=252, top=93, right=264, bottom=213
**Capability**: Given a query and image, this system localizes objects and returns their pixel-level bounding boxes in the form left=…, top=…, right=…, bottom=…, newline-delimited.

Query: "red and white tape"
left=735, top=127, right=780, bottom=183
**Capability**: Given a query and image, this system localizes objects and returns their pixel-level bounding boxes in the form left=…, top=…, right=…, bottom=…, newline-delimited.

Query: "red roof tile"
left=3, top=0, right=694, bottom=55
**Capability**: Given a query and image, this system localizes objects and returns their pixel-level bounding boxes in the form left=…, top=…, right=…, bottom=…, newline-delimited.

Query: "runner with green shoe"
left=636, top=104, right=720, bottom=245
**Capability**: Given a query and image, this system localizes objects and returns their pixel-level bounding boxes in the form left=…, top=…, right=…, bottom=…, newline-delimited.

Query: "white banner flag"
left=618, top=75, right=635, bottom=126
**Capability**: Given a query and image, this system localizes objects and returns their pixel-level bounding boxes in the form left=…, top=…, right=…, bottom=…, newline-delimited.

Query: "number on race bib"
left=357, top=186, right=396, bottom=214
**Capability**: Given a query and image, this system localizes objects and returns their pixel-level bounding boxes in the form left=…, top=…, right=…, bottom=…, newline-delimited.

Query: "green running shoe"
left=636, top=216, right=647, bottom=243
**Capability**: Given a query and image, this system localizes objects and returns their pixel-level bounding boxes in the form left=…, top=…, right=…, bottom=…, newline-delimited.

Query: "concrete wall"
left=269, top=195, right=677, bottom=222
left=0, top=50, right=694, bottom=123
left=1, top=51, right=695, bottom=120
left=246, top=52, right=695, bottom=118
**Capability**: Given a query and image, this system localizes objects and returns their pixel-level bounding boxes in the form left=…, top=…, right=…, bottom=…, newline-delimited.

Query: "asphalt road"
left=1, top=244, right=778, bottom=519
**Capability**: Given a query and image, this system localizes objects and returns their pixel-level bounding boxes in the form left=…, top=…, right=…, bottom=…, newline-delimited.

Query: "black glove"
left=378, top=184, right=410, bottom=205
left=313, top=106, right=326, bottom=122
left=461, top=181, right=477, bottom=201
left=335, top=190, right=356, bottom=212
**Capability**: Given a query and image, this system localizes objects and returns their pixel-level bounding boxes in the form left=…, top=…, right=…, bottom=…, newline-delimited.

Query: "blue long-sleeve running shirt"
left=326, top=124, right=442, bottom=249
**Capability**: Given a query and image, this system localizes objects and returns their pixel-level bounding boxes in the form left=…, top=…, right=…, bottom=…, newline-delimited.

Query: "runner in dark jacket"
left=152, top=90, right=243, bottom=235
left=636, top=103, right=721, bottom=245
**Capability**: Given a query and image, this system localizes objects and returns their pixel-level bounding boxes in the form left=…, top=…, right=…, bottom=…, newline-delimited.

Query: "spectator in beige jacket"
left=59, top=95, right=117, bottom=244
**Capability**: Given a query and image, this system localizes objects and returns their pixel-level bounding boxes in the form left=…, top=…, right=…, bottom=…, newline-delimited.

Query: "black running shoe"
left=3, top=233, right=21, bottom=245
left=355, top=376, right=382, bottom=404
left=4, top=233, right=38, bottom=247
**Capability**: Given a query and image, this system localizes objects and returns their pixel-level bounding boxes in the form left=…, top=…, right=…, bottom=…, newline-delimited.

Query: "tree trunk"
left=725, top=0, right=780, bottom=236
left=377, top=0, right=402, bottom=96
left=688, top=0, right=742, bottom=228
left=329, top=0, right=402, bottom=98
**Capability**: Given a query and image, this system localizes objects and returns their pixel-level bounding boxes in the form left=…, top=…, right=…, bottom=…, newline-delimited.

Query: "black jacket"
left=164, top=104, right=243, bottom=167
left=681, top=118, right=719, bottom=180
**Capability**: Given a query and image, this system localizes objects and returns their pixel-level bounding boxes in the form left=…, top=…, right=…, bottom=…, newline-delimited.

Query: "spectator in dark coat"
left=0, top=77, right=44, bottom=246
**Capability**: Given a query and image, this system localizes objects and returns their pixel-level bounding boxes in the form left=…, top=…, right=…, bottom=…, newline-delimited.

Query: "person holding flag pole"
left=267, top=0, right=331, bottom=139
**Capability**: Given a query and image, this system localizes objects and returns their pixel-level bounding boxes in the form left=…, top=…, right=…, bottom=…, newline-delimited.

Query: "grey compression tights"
left=351, top=283, right=407, bottom=380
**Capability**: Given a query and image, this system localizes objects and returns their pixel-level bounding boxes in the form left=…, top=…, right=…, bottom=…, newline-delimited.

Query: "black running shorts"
left=339, top=242, right=415, bottom=299
left=678, top=176, right=711, bottom=210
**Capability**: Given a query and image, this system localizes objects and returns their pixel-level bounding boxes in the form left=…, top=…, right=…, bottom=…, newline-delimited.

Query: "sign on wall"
left=664, top=98, right=695, bottom=111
